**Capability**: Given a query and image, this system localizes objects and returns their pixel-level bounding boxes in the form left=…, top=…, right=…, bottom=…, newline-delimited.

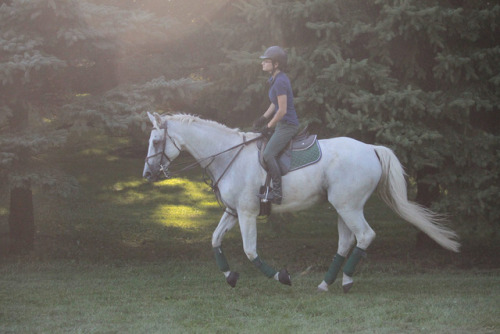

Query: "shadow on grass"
left=0, top=137, right=228, bottom=262
left=36, top=168, right=227, bottom=262
left=1, top=136, right=499, bottom=273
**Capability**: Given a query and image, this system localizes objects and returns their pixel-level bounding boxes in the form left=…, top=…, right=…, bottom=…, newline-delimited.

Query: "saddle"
left=257, top=127, right=322, bottom=176
left=256, top=128, right=322, bottom=216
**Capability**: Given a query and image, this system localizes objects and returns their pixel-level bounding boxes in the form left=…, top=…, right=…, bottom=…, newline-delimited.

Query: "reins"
left=165, top=135, right=262, bottom=179
left=169, top=134, right=262, bottom=216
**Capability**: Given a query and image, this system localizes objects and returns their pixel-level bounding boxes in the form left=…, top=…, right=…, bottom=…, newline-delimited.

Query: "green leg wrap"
left=252, top=256, right=278, bottom=278
left=213, top=247, right=230, bottom=272
left=324, top=254, right=346, bottom=284
left=343, top=247, right=366, bottom=277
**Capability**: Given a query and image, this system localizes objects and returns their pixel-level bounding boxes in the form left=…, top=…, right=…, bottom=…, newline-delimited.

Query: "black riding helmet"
left=260, top=46, right=287, bottom=71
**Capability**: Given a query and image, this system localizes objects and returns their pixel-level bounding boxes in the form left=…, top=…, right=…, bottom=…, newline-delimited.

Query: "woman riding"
left=253, top=46, right=300, bottom=204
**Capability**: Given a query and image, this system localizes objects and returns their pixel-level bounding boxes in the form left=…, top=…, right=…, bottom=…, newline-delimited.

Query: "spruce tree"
left=0, top=0, right=205, bottom=253
left=201, top=0, right=500, bottom=237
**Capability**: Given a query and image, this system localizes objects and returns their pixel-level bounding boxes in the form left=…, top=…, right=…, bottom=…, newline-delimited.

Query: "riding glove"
left=261, top=126, right=274, bottom=139
left=253, top=116, right=268, bottom=130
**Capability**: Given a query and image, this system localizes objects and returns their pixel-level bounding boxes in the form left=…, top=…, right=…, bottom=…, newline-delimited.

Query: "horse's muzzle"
left=143, top=171, right=156, bottom=182
left=143, top=169, right=170, bottom=182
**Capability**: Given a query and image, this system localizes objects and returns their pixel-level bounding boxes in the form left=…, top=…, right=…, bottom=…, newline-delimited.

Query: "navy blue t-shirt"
left=268, top=72, right=299, bottom=126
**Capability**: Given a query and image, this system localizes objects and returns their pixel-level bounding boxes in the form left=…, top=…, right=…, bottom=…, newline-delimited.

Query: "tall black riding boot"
left=265, top=157, right=283, bottom=205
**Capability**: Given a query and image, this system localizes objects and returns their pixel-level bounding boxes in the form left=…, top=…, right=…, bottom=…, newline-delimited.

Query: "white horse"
left=143, top=112, right=460, bottom=292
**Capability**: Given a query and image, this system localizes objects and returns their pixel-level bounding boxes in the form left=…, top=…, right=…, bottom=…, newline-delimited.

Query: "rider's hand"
left=253, top=116, right=268, bottom=130
left=261, top=125, right=274, bottom=139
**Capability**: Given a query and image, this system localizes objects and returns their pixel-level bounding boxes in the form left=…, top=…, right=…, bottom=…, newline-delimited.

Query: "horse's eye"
left=153, top=139, right=160, bottom=146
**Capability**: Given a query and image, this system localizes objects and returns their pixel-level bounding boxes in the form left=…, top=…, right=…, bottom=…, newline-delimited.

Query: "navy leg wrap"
left=343, top=247, right=366, bottom=277
left=252, top=256, right=278, bottom=278
left=324, top=254, right=346, bottom=285
left=213, top=247, right=230, bottom=272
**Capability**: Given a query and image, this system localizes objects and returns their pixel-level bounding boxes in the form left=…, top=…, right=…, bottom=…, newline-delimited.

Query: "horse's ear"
left=154, top=113, right=163, bottom=129
left=147, top=112, right=159, bottom=129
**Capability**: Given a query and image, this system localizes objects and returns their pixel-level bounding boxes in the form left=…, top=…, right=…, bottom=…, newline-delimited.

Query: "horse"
left=143, top=112, right=460, bottom=292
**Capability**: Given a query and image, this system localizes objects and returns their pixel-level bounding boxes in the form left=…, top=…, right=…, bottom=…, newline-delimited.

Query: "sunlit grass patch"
left=80, top=147, right=107, bottom=156
left=153, top=205, right=205, bottom=229
left=158, top=178, right=210, bottom=198
left=112, top=179, right=144, bottom=192
left=108, top=180, right=148, bottom=204
left=153, top=177, right=219, bottom=209
left=198, top=199, right=219, bottom=209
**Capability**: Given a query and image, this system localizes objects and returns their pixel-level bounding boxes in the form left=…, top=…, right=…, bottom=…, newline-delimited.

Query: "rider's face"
left=262, top=59, right=274, bottom=73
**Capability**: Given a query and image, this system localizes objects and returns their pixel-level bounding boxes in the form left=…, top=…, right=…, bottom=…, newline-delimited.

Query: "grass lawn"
left=1, top=262, right=499, bottom=333
left=0, top=135, right=498, bottom=333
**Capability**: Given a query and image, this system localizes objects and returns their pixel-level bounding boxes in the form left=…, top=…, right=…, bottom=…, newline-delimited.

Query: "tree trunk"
left=8, top=186, right=35, bottom=254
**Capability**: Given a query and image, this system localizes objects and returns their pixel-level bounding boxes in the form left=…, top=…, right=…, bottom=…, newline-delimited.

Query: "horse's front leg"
left=238, top=212, right=291, bottom=286
left=212, top=210, right=239, bottom=287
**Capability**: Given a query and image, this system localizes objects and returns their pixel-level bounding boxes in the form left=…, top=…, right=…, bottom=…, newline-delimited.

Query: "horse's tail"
left=373, top=146, right=460, bottom=253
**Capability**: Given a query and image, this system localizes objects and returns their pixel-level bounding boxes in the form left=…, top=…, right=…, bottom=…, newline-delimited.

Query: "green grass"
left=0, top=135, right=499, bottom=333
left=1, top=262, right=498, bottom=333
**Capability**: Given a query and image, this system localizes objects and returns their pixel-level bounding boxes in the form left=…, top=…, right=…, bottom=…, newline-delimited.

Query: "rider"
left=253, top=46, right=300, bottom=205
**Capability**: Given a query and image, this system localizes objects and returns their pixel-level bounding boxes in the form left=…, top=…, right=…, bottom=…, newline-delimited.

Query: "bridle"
left=145, top=120, right=263, bottom=181
left=144, top=123, right=181, bottom=179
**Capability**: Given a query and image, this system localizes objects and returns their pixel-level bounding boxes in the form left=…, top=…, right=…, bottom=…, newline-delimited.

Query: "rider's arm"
left=267, top=95, right=287, bottom=128
left=263, top=103, right=275, bottom=119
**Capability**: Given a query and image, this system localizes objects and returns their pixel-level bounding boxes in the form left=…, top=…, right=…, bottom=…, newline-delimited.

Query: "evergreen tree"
left=201, top=0, right=500, bottom=237
left=0, top=0, right=205, bottom=252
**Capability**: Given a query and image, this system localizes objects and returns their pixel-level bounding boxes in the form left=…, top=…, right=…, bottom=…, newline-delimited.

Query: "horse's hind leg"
left=337, top=209, right=375, bottom=293
left=212, top=210, right=239, bottom=287
left=318, top=216, right=355, bottom=292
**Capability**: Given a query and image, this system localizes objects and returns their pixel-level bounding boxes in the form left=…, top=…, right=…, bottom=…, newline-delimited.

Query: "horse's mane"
left=165, top=113, right=242, bottom=135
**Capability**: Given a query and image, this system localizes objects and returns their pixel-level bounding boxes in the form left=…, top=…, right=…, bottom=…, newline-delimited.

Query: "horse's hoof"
left=226, top=271, right=239, bottom=288
left=278, top=269, right=292, bottom=286
left=343, top=282, right=353, bottom=293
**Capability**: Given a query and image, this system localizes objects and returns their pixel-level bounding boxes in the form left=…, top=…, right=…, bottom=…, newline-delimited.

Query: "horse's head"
left=143, top=112, right=181, bottom=182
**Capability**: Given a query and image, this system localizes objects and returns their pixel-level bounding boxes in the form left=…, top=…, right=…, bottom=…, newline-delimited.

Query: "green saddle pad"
left=280, top=140, right=322, bottom=174
left=290, top=140, right=322, bottom=170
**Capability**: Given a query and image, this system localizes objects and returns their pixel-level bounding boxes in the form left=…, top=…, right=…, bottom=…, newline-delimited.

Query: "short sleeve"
left=273, top=78, right=288, bottom=96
